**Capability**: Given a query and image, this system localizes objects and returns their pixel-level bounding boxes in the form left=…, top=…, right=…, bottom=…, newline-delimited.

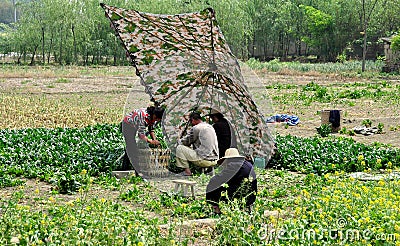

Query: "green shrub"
left=362, top=119, right=372, bottom=127
left=391, top=33, right=400, bottom=52
left=317, top=123, right=332, bottom=137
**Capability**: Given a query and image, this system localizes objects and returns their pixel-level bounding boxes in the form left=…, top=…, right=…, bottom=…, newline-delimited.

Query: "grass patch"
left=20, top=80, right=31, bottom=85
left=245, top=58, right=387, bottom=77
left=0, top=65, right=136, bottom=78
left=54, top=78, right=71, bottom=83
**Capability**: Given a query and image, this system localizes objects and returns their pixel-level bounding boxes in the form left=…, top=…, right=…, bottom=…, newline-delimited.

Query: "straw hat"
left=207, top=108, right=223, bottom=116
left=217, top=148, right=244, bottom=164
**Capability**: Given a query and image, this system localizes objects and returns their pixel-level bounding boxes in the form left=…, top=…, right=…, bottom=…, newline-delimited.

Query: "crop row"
left=1, top=124, right=399, bottom=189
left=0, top=124, right=124, bottom=192
left=270, top=135, right=400, bottom=174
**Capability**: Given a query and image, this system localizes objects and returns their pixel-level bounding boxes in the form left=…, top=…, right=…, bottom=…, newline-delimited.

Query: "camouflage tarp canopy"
left=101, top=3, right=274, bottom=159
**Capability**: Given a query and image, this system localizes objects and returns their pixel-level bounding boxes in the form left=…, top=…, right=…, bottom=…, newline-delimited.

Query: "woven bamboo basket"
left=138, top=148, right=171, bottom=177
left=320, top=110, right=341, bottom=132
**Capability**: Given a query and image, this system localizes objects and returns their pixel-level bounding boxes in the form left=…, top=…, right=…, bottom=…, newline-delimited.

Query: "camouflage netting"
left=101, top=4, right=275, bottom=174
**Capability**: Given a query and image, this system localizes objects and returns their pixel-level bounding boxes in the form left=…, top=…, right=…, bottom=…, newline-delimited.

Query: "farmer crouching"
left=206, top=148, right=257, bottom=214
left=175, top=112, right=219, bottom=176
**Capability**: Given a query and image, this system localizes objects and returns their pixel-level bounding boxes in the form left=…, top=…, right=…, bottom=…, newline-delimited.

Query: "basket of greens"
left=138, top=124, right=171, bottom=177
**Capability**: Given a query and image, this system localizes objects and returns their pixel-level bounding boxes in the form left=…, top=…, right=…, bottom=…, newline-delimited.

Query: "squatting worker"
left=206, top=148, right=257, bottom=214
left=175, top=112, right=219, bottom=176
left=121, top=104, right=165, bottom=175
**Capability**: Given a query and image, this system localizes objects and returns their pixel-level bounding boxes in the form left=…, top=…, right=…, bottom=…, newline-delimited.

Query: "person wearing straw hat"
left=206, top=148, right=257, bottom=214
left=175, top=112, right=219, bottom=176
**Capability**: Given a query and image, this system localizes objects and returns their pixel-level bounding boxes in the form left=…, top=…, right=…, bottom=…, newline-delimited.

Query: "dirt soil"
left=255, top=72, right=400, bottom=148
left=2, top=70, right=399, bottom=148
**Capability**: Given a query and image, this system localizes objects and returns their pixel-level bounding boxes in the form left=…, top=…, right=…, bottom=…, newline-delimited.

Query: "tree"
left=392, top=33, right=400, bottom=52
left=2, top=0, right=399, bottom=65
left=358, top=0, right=381, bottom=71
left=12, top=0, right=16, bottom=22
left=299, top=5, right=334, bottom=61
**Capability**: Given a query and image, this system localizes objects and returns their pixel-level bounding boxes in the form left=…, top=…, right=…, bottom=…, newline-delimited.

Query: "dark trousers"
left=121, top=121, right=140, bottom=174
left=206, top=160, right=257, bottom=209
left=206, top=179, right=257, bottom=208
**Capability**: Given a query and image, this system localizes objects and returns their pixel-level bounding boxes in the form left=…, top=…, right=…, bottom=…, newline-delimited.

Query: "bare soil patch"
left=256, top=72, right=400, bottom=148
left=2, top=69, right=399, bottom=148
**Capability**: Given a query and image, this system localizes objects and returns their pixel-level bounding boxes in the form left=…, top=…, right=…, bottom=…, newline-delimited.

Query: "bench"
left=172, top=179, right=197, bottom=197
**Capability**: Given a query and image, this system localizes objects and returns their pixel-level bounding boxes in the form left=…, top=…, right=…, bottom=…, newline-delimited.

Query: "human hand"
left=148, top=139, right=160, bottom=145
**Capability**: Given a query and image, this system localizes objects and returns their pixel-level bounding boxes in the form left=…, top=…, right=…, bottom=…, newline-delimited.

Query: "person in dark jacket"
left=206, top=148, right=257, bottom=214
left=208, top=110, right=237, bottom=159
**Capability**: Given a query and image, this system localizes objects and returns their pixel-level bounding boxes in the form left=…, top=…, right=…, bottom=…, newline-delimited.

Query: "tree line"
left=0, top=0, right=399, bottom=65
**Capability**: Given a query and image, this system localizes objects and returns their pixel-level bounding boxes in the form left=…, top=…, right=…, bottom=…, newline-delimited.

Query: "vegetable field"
left=1, top=63, right=400, bottom=245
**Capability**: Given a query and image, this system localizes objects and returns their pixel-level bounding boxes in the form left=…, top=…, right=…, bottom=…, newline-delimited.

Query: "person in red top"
left=121, top=105, right=165, bottom=175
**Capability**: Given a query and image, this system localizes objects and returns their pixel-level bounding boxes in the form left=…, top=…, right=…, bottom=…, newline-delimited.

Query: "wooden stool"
left=172, top=179, right=196, bottom=197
